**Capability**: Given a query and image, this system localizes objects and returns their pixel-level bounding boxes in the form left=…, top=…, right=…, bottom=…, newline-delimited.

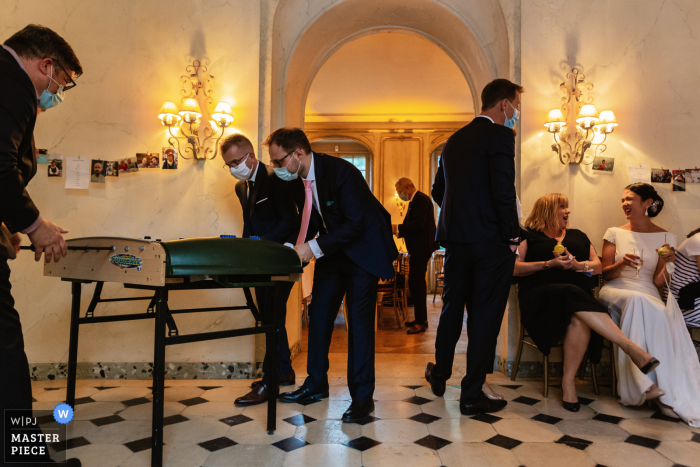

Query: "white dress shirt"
left=304, top=153, right=325, bottom=258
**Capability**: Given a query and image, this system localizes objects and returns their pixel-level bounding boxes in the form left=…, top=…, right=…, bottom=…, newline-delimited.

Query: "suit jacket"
left=0, top=47, right=40, bottom=260
left=432, top=117, right=519, bottom=244
left=290, top=153, right=398, bottom=279
left=397, top=190, right=438, bottom=258
left=234, top=162, right=299, bottom=244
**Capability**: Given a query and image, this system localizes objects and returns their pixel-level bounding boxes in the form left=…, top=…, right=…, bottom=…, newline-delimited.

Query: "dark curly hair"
left=625, top=183, right=664, bottom=218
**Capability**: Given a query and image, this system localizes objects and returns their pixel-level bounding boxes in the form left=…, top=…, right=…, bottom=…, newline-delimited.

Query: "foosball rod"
left=19, top=245, right=116, bottom=251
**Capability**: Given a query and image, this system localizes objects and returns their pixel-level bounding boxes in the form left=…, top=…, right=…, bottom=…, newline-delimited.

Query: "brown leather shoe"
left=235, top=385, right=269, bottom=406
left=407, top=324, right=426, bottom=334
left=251, top=370, right=296, bottom=389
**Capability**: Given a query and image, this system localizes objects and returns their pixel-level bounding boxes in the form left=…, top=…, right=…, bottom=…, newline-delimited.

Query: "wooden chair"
left=376, top=258, right=402, bottom=328
left=432, top=251, right=445, bottom=303
left=395, top=253, right=410, bottom=320
left=689, top=325, right=700, bottom=348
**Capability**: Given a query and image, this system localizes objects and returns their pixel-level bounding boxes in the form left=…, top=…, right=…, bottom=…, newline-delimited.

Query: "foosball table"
left=36, top=236, right=302, bottom=467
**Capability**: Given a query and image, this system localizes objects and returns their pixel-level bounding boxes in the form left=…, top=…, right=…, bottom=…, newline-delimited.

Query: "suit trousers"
left=433, top=242, right=515, bottom=403
left=256, top=281, right=295, bottom=384
left=304, top=252, right=378, bottom=402
left=408, top=253, right=431, bottom=323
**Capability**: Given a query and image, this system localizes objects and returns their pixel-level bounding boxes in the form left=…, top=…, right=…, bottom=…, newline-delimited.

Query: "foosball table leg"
left=151, top=288, right=167, bottom=467
left=266, top=283, right=279, bottom=435
left=66, top=281, right=82, bottom=409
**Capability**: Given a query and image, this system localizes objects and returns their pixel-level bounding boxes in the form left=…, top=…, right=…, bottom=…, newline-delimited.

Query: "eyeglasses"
left=270, top=149, right=296, bottom=168
left=222, top=152, right=252, bottom=170
left=52, top=60, right=77, bottom=91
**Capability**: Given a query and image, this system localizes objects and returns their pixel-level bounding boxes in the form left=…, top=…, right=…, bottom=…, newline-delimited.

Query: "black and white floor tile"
left=31, top=370, right=700, bottom=467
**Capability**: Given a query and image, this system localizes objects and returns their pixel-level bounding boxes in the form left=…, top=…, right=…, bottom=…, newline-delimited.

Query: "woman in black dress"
left=515, top=194, right=657, bottom=411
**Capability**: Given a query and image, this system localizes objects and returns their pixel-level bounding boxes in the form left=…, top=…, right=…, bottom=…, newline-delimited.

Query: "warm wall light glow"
left=179, top=98, right=202, bottom=123
left=158, top=102, right=182, bottom=126
left=591, top=127, right=607, bottom=145
left=212, top=101, right=234, bottom=125
left=544, top=108, right=566, bottom=131
left=595, top=110, right=618, bottom=133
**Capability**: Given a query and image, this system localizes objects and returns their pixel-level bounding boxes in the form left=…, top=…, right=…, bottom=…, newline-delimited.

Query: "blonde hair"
left=524, top=193, right=569, bottom=232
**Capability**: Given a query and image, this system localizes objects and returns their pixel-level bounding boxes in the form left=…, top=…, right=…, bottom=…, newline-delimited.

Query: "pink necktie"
left=296, top=180, right=314, bottom=245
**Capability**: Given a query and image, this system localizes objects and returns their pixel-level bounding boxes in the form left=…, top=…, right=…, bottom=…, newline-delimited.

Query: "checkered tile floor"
left=32, top=363, right=700, bottom=467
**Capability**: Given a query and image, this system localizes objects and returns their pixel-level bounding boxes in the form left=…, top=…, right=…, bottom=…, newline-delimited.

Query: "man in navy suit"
left=221, top=133, right=300, bottom=406
left=266, top=128, right=398, bottom=422
left=392, top=177, right=438, bottom=334
left=427, top=79, right=522, bottom=415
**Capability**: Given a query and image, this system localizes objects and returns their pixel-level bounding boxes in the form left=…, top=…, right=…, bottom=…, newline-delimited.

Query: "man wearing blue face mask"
left=1, top=25, right=82, bottom=466
left=220, top=133, right=299, bottom=406
left=426, top=79, right=523, bottom=416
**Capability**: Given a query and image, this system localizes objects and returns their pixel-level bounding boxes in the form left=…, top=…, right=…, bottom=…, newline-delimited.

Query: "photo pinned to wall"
left=686, top=168, right=700, bottom=184
left=592, top=155, right=614, bottom=172
left=136, top=153, right=151, bottom=169
left=672, top=169, right=686, bottom=192
left=47, top=154, right=63, bottom=177
left=91, top=159, right=107, bottom=183
left=117, top=159, right=130, bottom=174
left=36, top=149, right=48, bottom=165
left=105, top=161, right=119, bottom=177
left=126, top=157, right=139, bottom=172
left=651, top=168, right=672, bottom=183
left=162, top=147, right=178, bottom=170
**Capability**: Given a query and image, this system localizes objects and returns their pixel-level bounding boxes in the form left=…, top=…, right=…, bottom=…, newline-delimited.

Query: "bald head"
left=395, top=177, right=416, bottom=201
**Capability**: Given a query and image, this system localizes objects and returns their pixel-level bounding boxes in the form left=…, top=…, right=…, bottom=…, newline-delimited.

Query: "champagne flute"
left=633, top=248, right=644, bottom=277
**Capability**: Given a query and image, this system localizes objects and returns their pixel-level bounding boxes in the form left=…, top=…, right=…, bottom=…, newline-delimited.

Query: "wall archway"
left=271, top=0, right=512, bottom=129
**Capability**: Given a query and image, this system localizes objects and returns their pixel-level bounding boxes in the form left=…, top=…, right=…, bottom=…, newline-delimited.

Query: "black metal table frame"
left=61, top=276, right=281, bottom=467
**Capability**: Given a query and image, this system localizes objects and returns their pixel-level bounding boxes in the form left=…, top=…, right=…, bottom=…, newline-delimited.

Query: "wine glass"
left=633, top=248, right=644, bottom=277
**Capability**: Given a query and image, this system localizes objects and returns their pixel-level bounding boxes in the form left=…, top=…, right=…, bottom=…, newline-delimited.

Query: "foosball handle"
left=19, top=245, right=116, bottom=252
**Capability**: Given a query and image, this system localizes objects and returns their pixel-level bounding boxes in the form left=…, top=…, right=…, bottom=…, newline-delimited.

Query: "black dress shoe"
left=235, top=385, right=269, bottom=406
left=460, top=392, right=508, bottom=415
left=251, top=370, right=296, bottom=389
left=407, top=324, right=426, bottom=334
left=278, top=386, right=329, bottom=404
left=425, top=362, right=446, bottom=397
left=342, top=400, right=375, bottom=423
left=640, top=357, right=660, bottom=375
left=405, top=320, right=428, bottom=328
left=562, top=400, right=581, bottom=412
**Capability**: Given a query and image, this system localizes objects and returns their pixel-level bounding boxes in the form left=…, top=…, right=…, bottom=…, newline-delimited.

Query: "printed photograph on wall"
left=105, top=161, right=119, bottom=177
left=149, top=153, right=160, bottom=169
left=162, top=147, right=178, bottom=170
left=47, top=155, right=63, bottom=177
left=136, top=153, right=151, bottom=168
left=91, top=159, right=106, bottom=183
left=651, top=168, right=672, bottom=183
left=36, top=148, right=48, bottom=165
left=117, top=159, right=130, bottom=174
left=592, top=156, right=614, bottom=172
left=126, top=157, right=139, bottom=172
left=673, top=170, right=686, bottom=192
left=686, top=168, right=700, bottom=184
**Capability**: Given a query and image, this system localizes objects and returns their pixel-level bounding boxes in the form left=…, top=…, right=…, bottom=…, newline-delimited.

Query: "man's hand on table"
left=294, top=242, right=315, bottom=263
left=27, top=219, right=69, bottom=263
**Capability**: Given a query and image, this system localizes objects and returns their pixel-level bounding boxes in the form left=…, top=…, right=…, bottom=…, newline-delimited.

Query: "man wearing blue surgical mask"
left=1, top=25, right=82, bottom=466
left=220, top=133, right=299, bottom=407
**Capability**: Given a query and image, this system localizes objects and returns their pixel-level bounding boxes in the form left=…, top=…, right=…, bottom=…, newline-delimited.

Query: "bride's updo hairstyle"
left=625, top=183, right=664, bottom=218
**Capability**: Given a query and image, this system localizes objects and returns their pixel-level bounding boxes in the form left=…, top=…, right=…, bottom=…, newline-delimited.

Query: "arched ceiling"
left=304, top=32, right=474, bottom=123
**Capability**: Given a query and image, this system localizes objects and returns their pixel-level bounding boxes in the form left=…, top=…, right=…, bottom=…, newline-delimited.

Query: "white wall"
left=3, top=0, right=273, bottom=364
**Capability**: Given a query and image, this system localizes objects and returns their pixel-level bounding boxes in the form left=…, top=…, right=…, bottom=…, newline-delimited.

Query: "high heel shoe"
left=655, top=399, right=680, bottom=419
left=559, top=383, right=580, bottom=413
left=644, top=385, right=665, bottom=401
left=482, top=383, right=505, bottom=401
left=639, top=357, right=660, bottom=375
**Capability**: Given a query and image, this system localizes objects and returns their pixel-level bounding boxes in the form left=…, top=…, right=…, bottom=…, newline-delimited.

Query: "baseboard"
left=29, top=362, right=260, bottom=381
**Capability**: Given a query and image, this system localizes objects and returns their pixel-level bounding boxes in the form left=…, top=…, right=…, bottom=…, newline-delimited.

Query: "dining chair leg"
left=511, top=326, right=524, bottom=381
left=590, top=363, right=599, bottom=395
left=610, top=345, right=618, bottom=397
left=578, top=350, right=589, bottom=381
left=543, top=354, right=549, bottom=398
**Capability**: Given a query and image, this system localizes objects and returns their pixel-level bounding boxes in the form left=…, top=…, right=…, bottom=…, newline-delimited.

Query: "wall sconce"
left=545, top=67, right=619, bottom=165
left=157, top=61, right=234, bottom=160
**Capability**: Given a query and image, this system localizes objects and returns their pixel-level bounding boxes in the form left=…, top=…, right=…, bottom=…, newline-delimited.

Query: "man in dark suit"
left=221, top=133, right=299, bottom=406
left=1, top=25, right=82, bottom=466
left=426, top=79, right=522, bottom=416
left=266, top=128, right=398, bottom=422
left=392, top=177, right=437, bottom=334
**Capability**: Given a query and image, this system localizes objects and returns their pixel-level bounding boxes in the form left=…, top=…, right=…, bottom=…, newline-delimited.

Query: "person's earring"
left=645, top=208, right=649, bottom=217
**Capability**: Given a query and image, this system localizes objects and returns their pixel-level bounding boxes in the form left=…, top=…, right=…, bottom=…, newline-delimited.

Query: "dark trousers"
left=408, top=253, right=430, bottom=323
left=304, top=252, right=378, bottom=402
left=433, top=242, right=515, bottom=403
left=255, top=281, right=295, bottom=384
left=0, top=258, right=35, bottom=463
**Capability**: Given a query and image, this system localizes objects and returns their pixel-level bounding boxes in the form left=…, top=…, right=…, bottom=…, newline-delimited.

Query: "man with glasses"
left=220, top=133, right=299, bottom=406
left=266, top=128, right=398, bottom=423
left=1, top=25, right=82, bottom=465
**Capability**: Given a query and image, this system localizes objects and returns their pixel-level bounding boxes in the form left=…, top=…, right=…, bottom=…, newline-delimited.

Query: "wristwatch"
left=543, top=260, right=549, bottom=270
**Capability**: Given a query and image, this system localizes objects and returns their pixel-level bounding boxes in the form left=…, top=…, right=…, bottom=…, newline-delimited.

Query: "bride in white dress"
left=599, top=183, right=700, bottom=426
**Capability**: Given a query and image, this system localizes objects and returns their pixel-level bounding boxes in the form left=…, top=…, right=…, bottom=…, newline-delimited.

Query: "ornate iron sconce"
left=545, top=67, right=618, bottom=165
left=157, top=61, right=234, bottom=160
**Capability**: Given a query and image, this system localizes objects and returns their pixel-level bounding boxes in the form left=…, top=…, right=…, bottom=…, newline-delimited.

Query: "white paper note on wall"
left=65, top=156, right=90, bottom=189
left=628, top=165, right=651, bottom=184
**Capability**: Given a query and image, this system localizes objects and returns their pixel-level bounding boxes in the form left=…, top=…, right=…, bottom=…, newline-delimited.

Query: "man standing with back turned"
left=1, top=25, right=82, bottom=465
left=266, top=128, right=398, bottom=423
left=426, top=79, right=522, bottom=415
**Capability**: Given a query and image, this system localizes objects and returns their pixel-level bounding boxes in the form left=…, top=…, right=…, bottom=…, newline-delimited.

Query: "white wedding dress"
left=598, top=227, right=700, bottom=427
